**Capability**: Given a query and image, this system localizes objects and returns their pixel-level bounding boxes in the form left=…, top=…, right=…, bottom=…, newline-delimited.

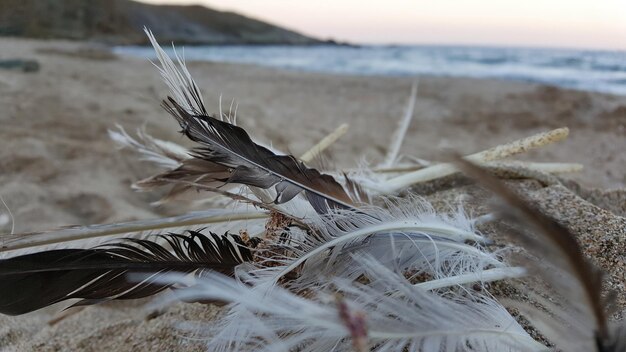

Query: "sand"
left=0, top=37, right=624, bottom=351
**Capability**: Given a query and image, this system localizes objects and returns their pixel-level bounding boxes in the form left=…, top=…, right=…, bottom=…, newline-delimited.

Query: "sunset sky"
left=138, top=0, right=626, bottom=50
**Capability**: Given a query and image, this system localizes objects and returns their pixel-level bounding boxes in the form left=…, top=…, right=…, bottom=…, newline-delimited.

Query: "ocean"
left=114, top=44, right=626, bottom=95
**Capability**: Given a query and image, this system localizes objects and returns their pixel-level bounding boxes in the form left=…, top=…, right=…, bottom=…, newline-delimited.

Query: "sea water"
left=115, top=44, right=626, bottom=95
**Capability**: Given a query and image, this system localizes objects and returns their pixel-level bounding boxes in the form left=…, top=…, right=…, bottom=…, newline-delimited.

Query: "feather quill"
left=0, top=209, right=267, bottom=256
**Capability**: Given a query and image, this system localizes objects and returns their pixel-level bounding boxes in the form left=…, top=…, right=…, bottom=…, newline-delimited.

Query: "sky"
left=138, top=0, right=626, bottom=50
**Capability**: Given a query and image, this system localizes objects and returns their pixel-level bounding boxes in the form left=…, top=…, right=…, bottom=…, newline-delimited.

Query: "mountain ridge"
left=0, top=0, right=324, bottom=45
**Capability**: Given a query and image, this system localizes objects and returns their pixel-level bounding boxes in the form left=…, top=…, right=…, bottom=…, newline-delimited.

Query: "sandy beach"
left=0, top=37, right=625, bottom=351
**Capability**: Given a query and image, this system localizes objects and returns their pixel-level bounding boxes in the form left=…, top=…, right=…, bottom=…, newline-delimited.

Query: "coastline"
left=0, top=37, right=625, bottom=351
left=112, top=42, right=626, bottom=95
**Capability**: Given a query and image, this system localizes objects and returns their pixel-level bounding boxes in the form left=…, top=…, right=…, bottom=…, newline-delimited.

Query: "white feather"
left=158, top=258, right=544, bottom=352
left=145, top=28, right=207, bottom=116
left=380, top=80, right=418, bottom=168
left=242, top=196, right=501, bottom=293
left=109, top=124, right=190, bottom=169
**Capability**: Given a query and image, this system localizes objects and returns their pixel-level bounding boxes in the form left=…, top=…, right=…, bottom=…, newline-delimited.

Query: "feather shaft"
left=1, top=210, right=266, bottom=253
left=380, top=80, right=418, bottom=168
left=414, top=266, right=527, bottom=291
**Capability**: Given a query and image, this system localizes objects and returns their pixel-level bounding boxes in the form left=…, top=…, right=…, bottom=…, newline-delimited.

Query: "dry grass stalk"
left=368, top=127, right=570, bottom=193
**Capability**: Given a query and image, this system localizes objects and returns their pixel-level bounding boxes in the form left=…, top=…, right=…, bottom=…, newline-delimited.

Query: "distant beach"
left=115, top=44, right=626, bottom=95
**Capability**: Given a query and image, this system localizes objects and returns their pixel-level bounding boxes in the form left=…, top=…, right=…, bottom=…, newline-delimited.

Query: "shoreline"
left=118, top=49, right=626, bottom=97
left=112, top=41, right=626, bottom=96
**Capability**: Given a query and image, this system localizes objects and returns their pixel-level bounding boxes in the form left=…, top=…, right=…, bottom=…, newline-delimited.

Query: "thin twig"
left=300, top=123, right=349, bottom=163
left=367, top=128, right=570, bottom=194
left=370, top=161, right=581, bottom=174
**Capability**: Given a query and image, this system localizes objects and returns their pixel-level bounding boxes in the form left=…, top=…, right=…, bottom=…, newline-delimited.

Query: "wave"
left=115, top=44, right=626, bottom=95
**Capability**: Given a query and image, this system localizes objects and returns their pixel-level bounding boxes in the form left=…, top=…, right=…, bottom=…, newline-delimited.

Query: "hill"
left=0, top=0, right=322, bottom=45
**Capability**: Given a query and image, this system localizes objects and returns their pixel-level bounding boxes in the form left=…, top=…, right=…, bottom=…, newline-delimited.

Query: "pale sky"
left=138, top=0, right=626, bottom=50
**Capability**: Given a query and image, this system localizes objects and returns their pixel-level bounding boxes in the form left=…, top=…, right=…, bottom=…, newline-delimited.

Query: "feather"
left=159, top=257, right=543, bottom=352
left=163, top=97, right=356, bottom=214
left=453, top=157, right=614, bottom=351
left=606, top=323, right=626, bottom=352
left=144, top=30, right=358, bottom=213
left=141, top=28, right=242, bottom=203
left=242, top=196, right=500, bottom=292
left=380, top=80, right=418, bottom=168
left=0, top=230, right=253, bottom=315
left=145, top=28, right=207, bottom=117
left=341, top=172, right=372, bottom=204
left=109, top=124, right=190, bottom=169
left=0, top=209, right=267, bottom=257
left=133, top=158, right=234, bottom=201
left=108, top=121, right=239, bottom=206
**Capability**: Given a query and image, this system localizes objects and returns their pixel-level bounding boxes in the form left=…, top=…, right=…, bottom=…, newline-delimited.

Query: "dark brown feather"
left=0, top=231, right=252, bottom=315
left=134, top=158, right=234, bottom=203
left=162, top=97, right=356, bottom=213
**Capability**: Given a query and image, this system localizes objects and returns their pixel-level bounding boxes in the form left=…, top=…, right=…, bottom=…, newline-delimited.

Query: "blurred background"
left=0, top=0, right=625, bottom=230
